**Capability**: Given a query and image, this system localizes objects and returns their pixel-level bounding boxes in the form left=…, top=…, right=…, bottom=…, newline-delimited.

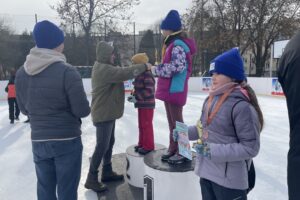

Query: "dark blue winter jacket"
left=15, top=48, right=90, bottom=140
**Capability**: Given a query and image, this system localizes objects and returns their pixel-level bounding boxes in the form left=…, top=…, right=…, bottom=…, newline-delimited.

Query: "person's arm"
left=154, top=46, right=187, bottom=78
left=132, top=74, right=144, bottom=100
left=5, top=84, right=8, bottom=93
left=141, top=72, right=155, bottom=99
left=64, top=66, right=90, bottom=118
left=105, top=64, right=147, bottom=83
left=209, top=103, right=260, bottom=163
left=15, top=72, right=28, bottom=115
left=188, top=126, right=199, bottom=141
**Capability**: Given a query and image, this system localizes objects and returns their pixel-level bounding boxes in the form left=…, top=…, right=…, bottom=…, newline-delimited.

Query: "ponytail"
left=239, top=81, right=264, bottom=132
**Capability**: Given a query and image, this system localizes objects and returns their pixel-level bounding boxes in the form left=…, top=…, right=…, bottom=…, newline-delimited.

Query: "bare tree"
left=0, top=19, right=18, bottom=79
left=138, top=30, right=156, bottom=65
left=186, top=0, right=210, bottom=75
left=52, top=0, right=140, bottom=65
left=187, top=0, right=300, bottom=76
left=243, top=0, right=300, bottom=76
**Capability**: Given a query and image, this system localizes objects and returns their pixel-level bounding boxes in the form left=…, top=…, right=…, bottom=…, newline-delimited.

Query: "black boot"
left=84, top=173, right=108, bottom=193
left=168, top=154, right=188, bottom=165
left=138, top=148, right=152, bottom=155
left=101, top=164, right=124, bottom=182
left=161, top=151, right=175, bottom=162
left=134, top=145, right=141, bottom=152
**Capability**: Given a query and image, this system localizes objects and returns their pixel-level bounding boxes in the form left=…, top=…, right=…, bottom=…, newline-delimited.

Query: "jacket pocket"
left=226, top=161, right=247, bottom=180
left=170, top=68, right=187, bottom=93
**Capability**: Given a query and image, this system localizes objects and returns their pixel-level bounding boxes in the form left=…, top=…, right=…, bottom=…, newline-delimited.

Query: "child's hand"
left=127, top=94, right=137, bottom=103
left=172, top=129, right=178, bottom=142
left=193, top=142, right=211, bottom=158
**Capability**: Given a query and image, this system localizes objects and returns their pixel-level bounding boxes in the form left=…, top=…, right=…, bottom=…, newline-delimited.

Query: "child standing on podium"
left=129, top=53, right=155, bottom=155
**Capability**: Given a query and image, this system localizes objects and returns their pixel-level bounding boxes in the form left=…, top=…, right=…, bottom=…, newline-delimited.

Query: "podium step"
left=95, top=153, right=143, bottom=200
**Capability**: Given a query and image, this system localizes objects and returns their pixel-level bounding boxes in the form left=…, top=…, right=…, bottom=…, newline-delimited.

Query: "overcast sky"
left=0, top=0, right=193, bottom=33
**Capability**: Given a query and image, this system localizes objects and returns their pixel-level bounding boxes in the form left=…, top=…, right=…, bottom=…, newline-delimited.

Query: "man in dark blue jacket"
left=15, top=20, right=90, bottom=200
left=278, top=31, right=300, bottom=200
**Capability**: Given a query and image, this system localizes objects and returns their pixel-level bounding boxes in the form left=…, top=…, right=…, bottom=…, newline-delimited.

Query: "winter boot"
left=84, top=173, right=108, bottom=193
left=101, top=164, right=124, bottom=182
left=134, top=145, right=141, bottom=152
left=161, top=151, right=176, bottom=162
left=168, top=154, right=188, bottom=165
left=138, top=148, right=152, bottom=155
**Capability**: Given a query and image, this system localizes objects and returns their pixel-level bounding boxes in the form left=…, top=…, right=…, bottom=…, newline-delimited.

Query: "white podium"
left=126, top=144, right=165, bottom=188
left=143, top=149, right=202, bottom=200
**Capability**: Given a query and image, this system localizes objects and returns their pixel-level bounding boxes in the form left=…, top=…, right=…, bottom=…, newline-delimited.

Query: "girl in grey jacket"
left=188, top=48, right=263, bottom=200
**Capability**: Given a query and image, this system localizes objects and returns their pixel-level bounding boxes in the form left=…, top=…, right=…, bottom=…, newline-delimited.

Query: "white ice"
left=0, top=92, right=289, bottom=200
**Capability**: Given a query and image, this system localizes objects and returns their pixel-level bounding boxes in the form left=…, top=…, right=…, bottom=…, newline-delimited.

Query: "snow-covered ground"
left=0, top=92, right=289, bottom=200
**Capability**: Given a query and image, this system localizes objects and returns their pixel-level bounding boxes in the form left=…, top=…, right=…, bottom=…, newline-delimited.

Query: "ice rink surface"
left=0, top=92, right=289, bottom=200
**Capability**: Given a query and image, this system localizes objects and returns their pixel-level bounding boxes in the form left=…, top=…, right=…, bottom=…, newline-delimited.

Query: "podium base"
left=143, top=149, right=202, bottom=200
left=126, top=144, right=166, bottom=188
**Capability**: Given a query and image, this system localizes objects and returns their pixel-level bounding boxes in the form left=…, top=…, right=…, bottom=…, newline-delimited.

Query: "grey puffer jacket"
left=188, top=88, right=260, bottom=190
left=15, top=48, right=90, bottom=140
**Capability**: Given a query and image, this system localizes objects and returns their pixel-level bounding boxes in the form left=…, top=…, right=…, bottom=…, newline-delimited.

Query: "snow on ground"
left=0, top=92, right=289, bottom=200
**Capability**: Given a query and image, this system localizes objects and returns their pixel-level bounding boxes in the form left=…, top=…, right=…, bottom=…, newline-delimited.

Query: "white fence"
left=0, top=77, right=284, bottom=100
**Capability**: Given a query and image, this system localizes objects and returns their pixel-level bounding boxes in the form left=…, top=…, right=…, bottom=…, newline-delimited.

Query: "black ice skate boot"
left=101, top=164, right=124, bottom=182
left=84, top=172, right=108, bottom=193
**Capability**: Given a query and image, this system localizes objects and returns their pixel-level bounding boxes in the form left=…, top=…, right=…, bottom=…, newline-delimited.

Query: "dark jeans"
left=32, top=137, right=83, bottom=200
left=88, top=120, right=115, bottom=179
left=200, top=178, right=247, bottom=200
left=164, top=102, right=183, bottom=153
left=8, top=98, right=20, bottom=121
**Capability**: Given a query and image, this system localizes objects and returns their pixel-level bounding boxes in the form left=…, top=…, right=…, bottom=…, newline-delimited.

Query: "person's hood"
left=96, top=41, right=114, bottom=64
left=24, top=47, right=66, bottom=75
left=182, top=38, right=197, bottom=56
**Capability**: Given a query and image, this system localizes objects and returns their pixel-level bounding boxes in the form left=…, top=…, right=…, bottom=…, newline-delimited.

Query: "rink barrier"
left=0, top=77, right=284, bottom=100
left=143, top=149, right=202, bottom=200
left=126, top=143, right=166, bottom=188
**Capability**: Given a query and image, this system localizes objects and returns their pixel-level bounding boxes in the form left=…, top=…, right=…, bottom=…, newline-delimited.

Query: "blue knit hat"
left=33, top=20, right=64, bottom=49
left=209, top=48, right=245, bottom=81
left=160, top=10, right=182, bottom=31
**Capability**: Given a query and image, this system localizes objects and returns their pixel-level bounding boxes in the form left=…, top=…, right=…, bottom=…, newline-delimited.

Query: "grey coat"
left=188, top=89, right=260, bottom=190
left=15, top=48, right=90, bottom=140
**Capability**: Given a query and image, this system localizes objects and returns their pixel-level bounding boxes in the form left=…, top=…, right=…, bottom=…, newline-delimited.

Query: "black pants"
left=88, top=120, right=115, bottom=180
left=8, top=98, right=20, bottom=121
left=200, top=178, right=247, bottom=200
left=288, top=124, right=300, bottom=200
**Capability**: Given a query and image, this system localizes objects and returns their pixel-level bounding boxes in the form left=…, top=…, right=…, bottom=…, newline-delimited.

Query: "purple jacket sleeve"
left=155, top=46, right=187, bottom=78
left=209, top=103, right=260, bottom=163
left=188, top=126, right=199, bottom=141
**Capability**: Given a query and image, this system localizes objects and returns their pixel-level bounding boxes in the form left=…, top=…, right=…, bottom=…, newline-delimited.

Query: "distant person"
left=151, top=10, right=196, bottom=164
left=84, top=41, right=151, bottom=193
left=183, top=48, right=263, bottom=199
left=15, top=20, right=90, bottom=200
left=5, top=71, right=20, bottom=124
left=129, top=53, right=155, bottom=155
left=278, top=31, right=300, bottom=200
